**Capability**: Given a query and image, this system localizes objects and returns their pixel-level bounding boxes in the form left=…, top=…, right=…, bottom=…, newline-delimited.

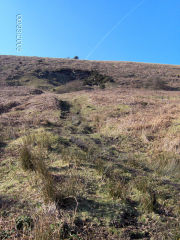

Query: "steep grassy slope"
left=0, top=56, right=180, bottom=239
left=0, top=55, right=180, bottom=91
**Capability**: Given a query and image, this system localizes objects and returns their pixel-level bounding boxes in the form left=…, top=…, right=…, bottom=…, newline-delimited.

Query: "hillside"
left=0, top=56, right=180, bottom=240
left=0, top=55, right=180, bottom=91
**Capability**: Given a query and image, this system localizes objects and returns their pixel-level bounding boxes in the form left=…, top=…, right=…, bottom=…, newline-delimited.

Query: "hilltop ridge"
left=0, top=55, right=180, bottom=92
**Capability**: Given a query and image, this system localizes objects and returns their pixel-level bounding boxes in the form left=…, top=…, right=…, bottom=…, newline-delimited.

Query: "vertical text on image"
left=16, top=14, right=23, bottom=52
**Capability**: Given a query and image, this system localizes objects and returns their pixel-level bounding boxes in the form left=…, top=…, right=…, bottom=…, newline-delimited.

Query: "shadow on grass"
left=78, top=197, right=138, bottom=228
left=0, top=142, right=7, bottom=149
left=164, top=86, right=180, bottom=91
left=0, top=195, right=30, bottom=218
left=0, top=195, right=18, bottom=210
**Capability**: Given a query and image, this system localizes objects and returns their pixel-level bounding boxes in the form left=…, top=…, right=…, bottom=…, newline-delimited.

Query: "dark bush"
left=0, top=230, right=12, bottom=239
left=59, top=100, right=71, bottom=119
left=15, top=215, right=34, bottom=230
left=0, top=102, right=19, bottom=114
left=83, top=71, right=114, bottom=87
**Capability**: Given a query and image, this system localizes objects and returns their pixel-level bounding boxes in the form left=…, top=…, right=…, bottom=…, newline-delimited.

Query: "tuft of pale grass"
left=151, top=151, right=180, bottom=177
left=31, top=211, right=61, bottom=240
left=130, top=176, right=158, bottom=213
left=108, top=180, right=128, bottom=201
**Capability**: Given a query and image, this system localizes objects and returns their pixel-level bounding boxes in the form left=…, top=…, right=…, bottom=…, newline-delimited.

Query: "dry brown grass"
left=0, top=55, right=180, bottom=90
left=0, top=56, right=180, bottom=239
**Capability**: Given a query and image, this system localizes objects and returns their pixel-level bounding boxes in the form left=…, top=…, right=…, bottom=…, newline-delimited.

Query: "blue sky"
left=0, top=0, right=179, bottom=64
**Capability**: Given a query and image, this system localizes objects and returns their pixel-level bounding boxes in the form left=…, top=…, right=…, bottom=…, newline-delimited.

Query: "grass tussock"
left=18, top=130, right=81, bottom=209
left=151, top=151, right=180, bottom=177
left=131, top=177, right=158, bottom=213
left=19, top=145, right=35, bottom=171
left=108, top=179, right=128, bottom=201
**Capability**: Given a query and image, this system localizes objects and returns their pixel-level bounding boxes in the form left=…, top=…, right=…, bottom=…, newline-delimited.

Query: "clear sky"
left=0, top=0, right=179, bottom=64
